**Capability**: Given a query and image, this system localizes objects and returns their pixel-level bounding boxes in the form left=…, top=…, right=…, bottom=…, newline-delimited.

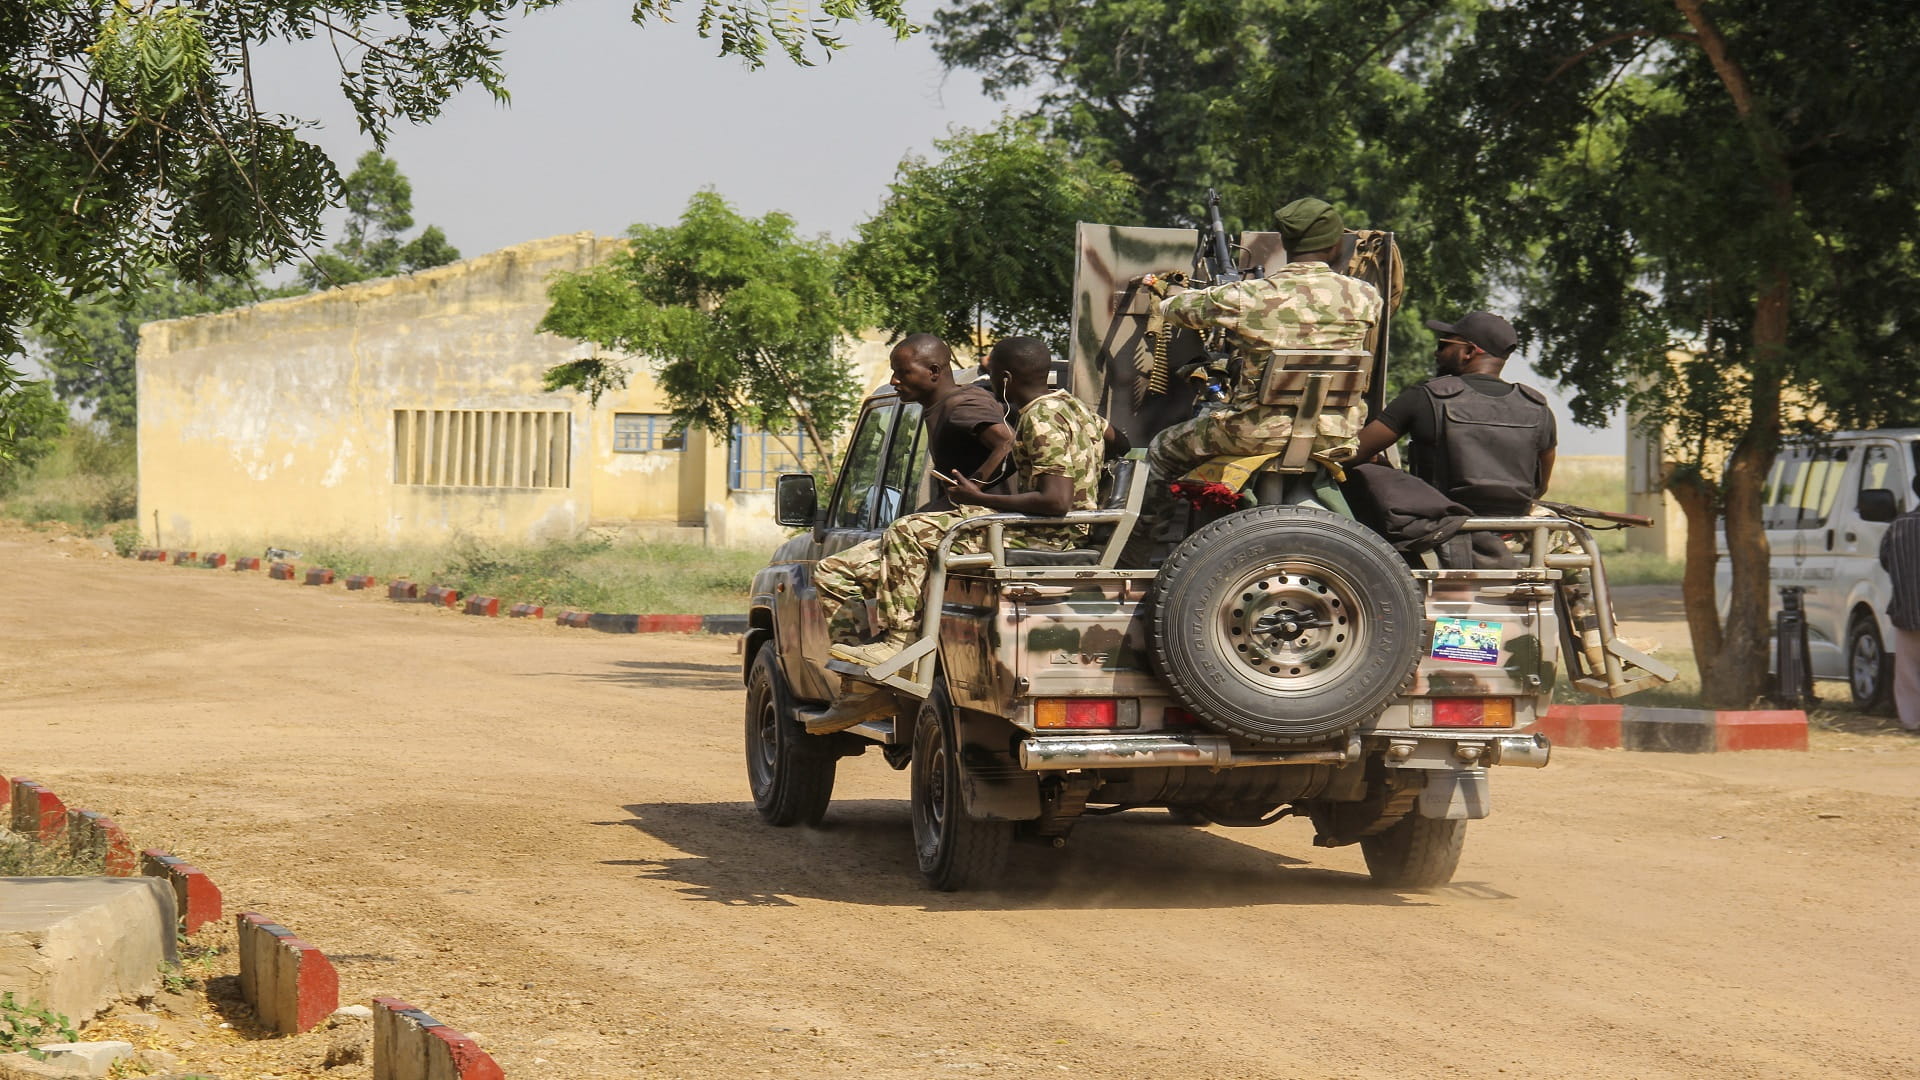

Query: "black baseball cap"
left=1425, top=312, right=1518, bottom=359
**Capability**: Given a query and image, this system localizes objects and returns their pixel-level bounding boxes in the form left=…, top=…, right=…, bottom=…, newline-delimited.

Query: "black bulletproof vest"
left=1409, top=375, right=1552, bottom=516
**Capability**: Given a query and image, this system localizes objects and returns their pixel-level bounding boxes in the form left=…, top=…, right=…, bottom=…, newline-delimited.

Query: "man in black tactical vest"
left=1352, top=310, right=1557, bottom=514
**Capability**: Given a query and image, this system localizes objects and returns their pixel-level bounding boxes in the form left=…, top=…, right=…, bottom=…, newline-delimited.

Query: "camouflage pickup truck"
left=743, top=223, right=1672, bottom=891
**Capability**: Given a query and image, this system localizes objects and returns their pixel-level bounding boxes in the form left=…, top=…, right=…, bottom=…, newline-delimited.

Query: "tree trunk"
left=1671, top=0, right=1793, bottom=707
left=1698, top=278, right=1787, bottom=707
left=1667, top=468, right=1723, bottom=667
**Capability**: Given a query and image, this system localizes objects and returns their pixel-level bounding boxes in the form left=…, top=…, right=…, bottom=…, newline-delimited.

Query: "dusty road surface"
left=4, top=528, right=1918, bottom=1079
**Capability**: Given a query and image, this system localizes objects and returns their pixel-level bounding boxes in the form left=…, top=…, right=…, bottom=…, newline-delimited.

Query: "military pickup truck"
left=743, top=223, right=1673, bottom=891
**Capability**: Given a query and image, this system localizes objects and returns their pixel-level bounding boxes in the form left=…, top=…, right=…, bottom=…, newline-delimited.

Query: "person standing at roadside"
left=1879, top=475, right=1920, bottom=732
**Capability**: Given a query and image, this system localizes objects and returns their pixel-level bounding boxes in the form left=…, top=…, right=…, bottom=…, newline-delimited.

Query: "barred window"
left=729, top=423, right=809, bottom=492
left=392, top=409, right=571, bottom=488
left=613, top=413, right=685, bottom=453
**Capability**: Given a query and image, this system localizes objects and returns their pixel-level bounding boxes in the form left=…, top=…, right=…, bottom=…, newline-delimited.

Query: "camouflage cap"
left=1274, top=197, right=1343, bottom=252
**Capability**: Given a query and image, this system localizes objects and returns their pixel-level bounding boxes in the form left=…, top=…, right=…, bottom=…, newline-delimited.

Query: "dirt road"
left=4, top=528, right=1918, bottom=1079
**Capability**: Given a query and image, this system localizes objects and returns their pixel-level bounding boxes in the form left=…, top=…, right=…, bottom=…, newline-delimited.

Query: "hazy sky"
left=249, top=1, right=1622, bottom=456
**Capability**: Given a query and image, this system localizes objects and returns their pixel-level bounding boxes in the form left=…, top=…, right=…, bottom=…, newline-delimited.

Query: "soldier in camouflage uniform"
left=824, top=337, right=1104, bottom=673
left=1125, top=197, right=1383, bottom=563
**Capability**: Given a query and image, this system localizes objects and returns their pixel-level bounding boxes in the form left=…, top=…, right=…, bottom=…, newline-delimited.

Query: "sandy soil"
left=4, top=526, right=1918, bottom=1079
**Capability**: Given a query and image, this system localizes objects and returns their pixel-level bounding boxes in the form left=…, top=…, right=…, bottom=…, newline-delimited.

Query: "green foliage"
left=39, top=270, right=288, bottom=434
left=930, top=0, right=1477, bottom=367
left=540, top=190, right=864, bottom=456
left=0, top=829, right=106, bottom=878
left=0, top=992, right=77, bottom=1059
left=299, top=535, right=766, bottom=614
left=111, top=522, right=143, bottom=558
left=846, top=118, right=1139, bottom=348
left=298, top=152, right=462, bottom=289
left=0, top=380, right=66, bottom=485
left=0, top=425, right=138, bottom=532
left=0, top=1, right=912, bottom=461
left=933, top=0, right=1920, bottom=703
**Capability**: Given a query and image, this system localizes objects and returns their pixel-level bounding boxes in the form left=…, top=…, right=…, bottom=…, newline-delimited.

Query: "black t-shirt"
left=920, top=383, right=1009, bottom=511
left=1377, top=374, right=1555, bottom=448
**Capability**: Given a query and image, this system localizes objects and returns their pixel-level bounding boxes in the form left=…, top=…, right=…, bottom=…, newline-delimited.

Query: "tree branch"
left=1545, top=29, right=1698, bottom=85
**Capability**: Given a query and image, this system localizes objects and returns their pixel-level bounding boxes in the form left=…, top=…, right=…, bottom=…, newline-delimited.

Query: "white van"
left=1717, top=429, right=1920, bottom=709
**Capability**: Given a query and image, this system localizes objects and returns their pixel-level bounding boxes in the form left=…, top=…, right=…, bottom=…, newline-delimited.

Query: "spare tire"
left=1152, top=505, right=1422, bottom=746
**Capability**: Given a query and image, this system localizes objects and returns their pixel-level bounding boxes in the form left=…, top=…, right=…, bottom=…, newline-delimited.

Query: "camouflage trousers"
left=815, top=508, right=1071, bottom=644
left=1132, top=402, right=1364, bottom=556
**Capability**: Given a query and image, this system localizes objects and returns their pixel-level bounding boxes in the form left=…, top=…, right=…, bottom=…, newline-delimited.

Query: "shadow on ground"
left=595, top=799, right=1465, bottom=913
left=528, top=659, right=739, bottom=693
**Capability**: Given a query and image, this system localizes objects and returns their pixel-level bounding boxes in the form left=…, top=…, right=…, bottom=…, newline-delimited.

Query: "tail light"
left=1432, top=697, right=1517, bottom=728
left=1035, top=698, right=1125, bottom=729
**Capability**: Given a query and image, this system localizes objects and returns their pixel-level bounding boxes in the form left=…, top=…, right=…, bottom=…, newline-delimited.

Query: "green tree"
left=39, top=270, right=288, bottom=435
left=0, top=380, right=68, bottom=494
left=930, top=0, right=1480, bottom=378
left=1413, top=0, right=1920, bottom=705
left=539, top=190, right=865, bottom=459
left=40, top=154, right=449, bottom=433
left=0, top=0, right=913, bottom=460
left=299, top=153, right=462, bottom=289
left=846, top=118, right=1138, bottom=349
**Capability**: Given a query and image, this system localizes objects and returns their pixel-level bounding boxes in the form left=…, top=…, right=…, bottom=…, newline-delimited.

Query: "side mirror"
left=1858, top=487, right=1899, bottom=523
left=774, top=473, right=819, bottom=527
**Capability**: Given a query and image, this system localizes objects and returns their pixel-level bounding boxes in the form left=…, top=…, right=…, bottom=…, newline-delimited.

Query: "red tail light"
left=1432, top=698, right=1517, bottom=728
left=1035, top=699, right=1119, bottom=728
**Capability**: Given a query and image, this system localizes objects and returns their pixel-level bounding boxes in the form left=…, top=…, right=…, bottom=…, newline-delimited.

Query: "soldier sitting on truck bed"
left=1122, top=197, right=1383, bottom=565
left=819, top=336, right=1106, bottom=673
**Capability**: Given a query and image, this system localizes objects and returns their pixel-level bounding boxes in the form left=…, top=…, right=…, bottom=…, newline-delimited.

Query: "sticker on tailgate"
left=1431, top=618, right=1501, bottom=665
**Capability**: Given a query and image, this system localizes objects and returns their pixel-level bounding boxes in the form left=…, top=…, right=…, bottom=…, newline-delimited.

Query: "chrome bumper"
left=1015, top=731, right=1551, bottom=771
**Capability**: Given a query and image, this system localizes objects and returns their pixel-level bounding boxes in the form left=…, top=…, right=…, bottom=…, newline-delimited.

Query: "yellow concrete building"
left=137, top=234, right=888, bottom=551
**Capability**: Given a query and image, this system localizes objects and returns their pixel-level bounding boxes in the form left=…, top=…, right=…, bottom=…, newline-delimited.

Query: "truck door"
left=1792, top=443, right=1853, bottom=678
left=1846, top=440, right=1911, bottom=653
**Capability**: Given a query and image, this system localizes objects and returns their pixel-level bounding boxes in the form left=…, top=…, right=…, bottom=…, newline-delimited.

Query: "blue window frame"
left=729, top=423, right=809, bottom=491
left=613, top=413, right=684, bottom=453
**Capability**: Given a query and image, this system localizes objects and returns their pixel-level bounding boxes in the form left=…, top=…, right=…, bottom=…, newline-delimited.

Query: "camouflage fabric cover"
left=816, top=388, right=1105, bottom=640
left=1161, top=261, right=1383, bottom=408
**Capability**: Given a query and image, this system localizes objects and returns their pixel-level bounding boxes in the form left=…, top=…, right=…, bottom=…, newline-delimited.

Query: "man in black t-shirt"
left=888, top=334, right=1014, bottom=512
left=1353, top=311, right=1557, bottom=516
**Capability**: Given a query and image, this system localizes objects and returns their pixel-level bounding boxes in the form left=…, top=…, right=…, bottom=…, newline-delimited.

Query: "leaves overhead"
left=0, top=0, right=912, bottom=459
left=846, top=118, right=1139, bottom=350
left=539, top=190, right=865, bottom=456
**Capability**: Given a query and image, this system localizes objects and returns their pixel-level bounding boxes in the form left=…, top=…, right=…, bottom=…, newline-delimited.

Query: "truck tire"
left=1152, top=505, right=1422, bottom=746
left=911, top=679, right=1011, bottom=891
left=745, top=647, right=835, bottom=827
left=1847, top=614, right=1893, bottom=712
left=1360, top=814, right=1465, bottom=889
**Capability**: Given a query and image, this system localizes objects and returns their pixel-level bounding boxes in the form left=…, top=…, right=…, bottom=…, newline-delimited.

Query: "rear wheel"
left=745, top=647, right=835, bottom=826
left=1360, top=814, right=1465, bottom=889
left=911, top=680, right=1011, bottom=891
left=1847, top=615, right=1893, bottom=712
left=1152, top=505, right=1423, bottom=746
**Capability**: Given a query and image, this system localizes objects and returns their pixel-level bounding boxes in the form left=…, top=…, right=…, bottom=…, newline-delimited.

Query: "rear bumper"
left=1015, top=731, right=1551, bottom=771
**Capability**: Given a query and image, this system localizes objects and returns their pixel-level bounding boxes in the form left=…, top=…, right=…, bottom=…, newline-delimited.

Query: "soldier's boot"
left=830, top=631, right=913, bottom=671
left=805, top=683, right=898, bottom=735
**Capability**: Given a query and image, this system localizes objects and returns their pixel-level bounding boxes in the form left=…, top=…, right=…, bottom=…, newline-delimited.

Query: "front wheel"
left=1360, top=814, right=1465, bottom=889
left=910, top=680, right=1011, bottom=891
left=745, top=646, right=835, bottom=826
left=1847, top=615, right=1893, bottom=712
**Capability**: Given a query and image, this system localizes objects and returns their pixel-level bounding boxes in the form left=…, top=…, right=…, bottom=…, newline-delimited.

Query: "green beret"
left=1274, top=197, right=1344, bottom=253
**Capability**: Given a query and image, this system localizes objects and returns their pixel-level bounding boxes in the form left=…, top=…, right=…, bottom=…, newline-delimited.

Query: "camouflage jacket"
left=1162, top=260, right=1383, bottom=406
left=1011, top=389, right=1104, bottom=548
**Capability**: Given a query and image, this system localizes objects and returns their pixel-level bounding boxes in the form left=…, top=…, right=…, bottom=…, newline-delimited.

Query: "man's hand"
left=946, top=469, right=985, bottom=506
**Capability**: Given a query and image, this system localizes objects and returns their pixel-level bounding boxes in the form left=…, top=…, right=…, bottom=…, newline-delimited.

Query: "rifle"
left=1194, top=188, right=1248, bottom=286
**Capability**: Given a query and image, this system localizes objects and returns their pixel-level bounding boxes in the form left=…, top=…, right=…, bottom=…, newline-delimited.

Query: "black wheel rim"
left=751, top=686, right=778, bottom=787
